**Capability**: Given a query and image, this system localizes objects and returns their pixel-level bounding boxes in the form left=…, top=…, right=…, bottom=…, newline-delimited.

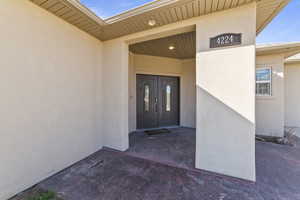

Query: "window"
left=166, top=85, right=171, bottom=111
left=256, top=68, right=272, bottom=96
left=144, top=85, right=150, bottom=111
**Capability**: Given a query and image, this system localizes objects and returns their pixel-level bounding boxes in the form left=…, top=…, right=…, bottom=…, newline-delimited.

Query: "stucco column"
left=101, top=39, right=129, bottom=151
left=195, top=3, right=256, bottom=181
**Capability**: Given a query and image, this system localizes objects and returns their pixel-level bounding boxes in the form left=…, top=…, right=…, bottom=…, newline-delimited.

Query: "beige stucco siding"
left=285, top=62, right=300, bottom=136
left=256, top=54, right=285, bottom=137
left=102, top=39, right=129, bottom=151
left=0, top=1, right=103, bottom=199
left=196, top=3, right=256, bottom=181
left=128, top=54, right=196, bottom=132
left=128, top=53, right=137, bottom=132
left=133, top=54, right=183, bottom=75
left=181, top=59, right=197, bottom=128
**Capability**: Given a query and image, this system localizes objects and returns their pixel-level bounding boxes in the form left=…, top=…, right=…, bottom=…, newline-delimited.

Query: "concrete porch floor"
left=15, top=128, right=300, bottom=200
left=126, top=128, right=195, bottom=169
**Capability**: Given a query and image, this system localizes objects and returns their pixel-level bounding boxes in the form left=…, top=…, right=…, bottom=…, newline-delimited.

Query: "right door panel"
left=158, top=76, right=180, bottom=127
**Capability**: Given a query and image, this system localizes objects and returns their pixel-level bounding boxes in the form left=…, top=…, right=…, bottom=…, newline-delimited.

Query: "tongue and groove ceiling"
left=30, top=0, right=290, bottom=41
left=129, top=31, right=196, bottom=59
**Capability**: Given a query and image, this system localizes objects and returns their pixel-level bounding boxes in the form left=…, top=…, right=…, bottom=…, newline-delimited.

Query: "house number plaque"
left=210, top=33, right=242, bottom=48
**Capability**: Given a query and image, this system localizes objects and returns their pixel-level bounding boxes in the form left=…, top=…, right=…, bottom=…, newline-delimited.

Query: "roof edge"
left=104, top=0, right=179, bottom=24
left=256, top=0, right=291, bottom=35
left=67, top=0, right=106, bottom=25
left=285, top=59, right=300, bottom=64
left=256, top=42, right=300, bottom=50
left=256, top=42, right=300, bottom=58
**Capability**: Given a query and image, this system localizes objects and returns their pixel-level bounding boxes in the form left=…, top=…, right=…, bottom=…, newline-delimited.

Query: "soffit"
left=29, top=0, right=290, bottom=41
left=130, top=37, right=300, bottom=60
left=256, top=0, right=291, bottom=34
left=130, top=31, right=196, bottom=59
left=30, top=0, right=106, bottom=39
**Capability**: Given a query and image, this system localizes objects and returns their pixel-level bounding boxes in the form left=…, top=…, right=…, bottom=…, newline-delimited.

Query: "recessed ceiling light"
left=169, top=46, right=175, bottom=50
left=148, top=19, right=156, bottom=26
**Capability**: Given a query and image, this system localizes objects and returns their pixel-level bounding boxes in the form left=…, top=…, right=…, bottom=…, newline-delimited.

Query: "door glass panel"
left=166, top=85, right=171, bottom=111
left=144, top=85, right=150, bottom=112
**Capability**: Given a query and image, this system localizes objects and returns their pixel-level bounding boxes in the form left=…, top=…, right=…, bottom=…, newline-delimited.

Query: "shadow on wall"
left=196, top=86, right=256, bottom=181
left=198, top=86, right=255, bottom=125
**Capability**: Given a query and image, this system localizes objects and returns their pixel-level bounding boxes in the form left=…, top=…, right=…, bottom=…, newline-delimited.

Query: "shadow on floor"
left=126, top=127, right=196, bottom=169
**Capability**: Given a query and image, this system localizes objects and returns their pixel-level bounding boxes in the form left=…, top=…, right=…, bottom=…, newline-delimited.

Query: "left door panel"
left=136, top=75, right=158, bottom=129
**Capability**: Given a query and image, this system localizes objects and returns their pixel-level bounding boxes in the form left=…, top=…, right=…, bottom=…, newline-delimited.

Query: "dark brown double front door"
left=136, top=74, right=179, bottom=129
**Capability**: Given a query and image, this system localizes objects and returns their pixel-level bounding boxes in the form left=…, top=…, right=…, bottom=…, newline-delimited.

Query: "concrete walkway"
left=15, top=128, right=300, bottom=200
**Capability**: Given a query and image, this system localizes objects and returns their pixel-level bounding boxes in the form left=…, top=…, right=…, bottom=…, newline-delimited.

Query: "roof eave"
left=30, top=0, right=290, bottom=41
left=256, top=43, right=300, bottom=58
left=285, top=59, right=300, bottom=64
left=256, top=0, right=292, bottom=35
left=65, top=0, right=106, bottom=25
left=104, top=0, right=179, bottom=24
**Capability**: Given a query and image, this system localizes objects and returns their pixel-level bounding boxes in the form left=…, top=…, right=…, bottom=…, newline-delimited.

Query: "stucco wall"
left=133, top=54, right=183, bottom=75
left=0, top=1, right=103, bottom=199
left=195, top=3, right=256, bottom=181
left=102, top=39, right=129, bottom=151
left=129, top=53, right=137, bottom=132
left=180, top=59, right=196, bottom=128
left=256, top=54, right=285, bottom=137
left=285, top=62, right=300, bottom=137
left=128, top=54, right=196, bottom=132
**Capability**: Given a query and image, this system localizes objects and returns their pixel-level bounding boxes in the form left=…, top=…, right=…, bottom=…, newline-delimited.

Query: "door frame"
left=136, top=73, right=181, bottom=130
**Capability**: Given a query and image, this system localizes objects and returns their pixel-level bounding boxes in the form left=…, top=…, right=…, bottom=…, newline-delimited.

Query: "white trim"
left=105, top=0, right=179, bottom=24
left=66, top=0, right=106, bottom=25
left=256, top=67, right=272, bottom=97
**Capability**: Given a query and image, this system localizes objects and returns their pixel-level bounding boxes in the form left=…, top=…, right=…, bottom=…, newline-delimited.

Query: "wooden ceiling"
left=30, top=0, right=290, bottom=41
left=130, top=31, right=196, bottom=59
left=131, top=37, right=300, bottom=60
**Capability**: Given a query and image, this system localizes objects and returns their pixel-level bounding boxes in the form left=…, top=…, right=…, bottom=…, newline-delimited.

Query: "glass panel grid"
left=256, top=83, right=271, bottom=96
left=256, top=68, right=271, bottom=82
left=256, top=68, right=272, bottom=96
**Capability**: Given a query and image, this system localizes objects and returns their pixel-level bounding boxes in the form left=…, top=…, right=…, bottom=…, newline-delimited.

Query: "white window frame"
left=256, top=67, right=272, bottom=97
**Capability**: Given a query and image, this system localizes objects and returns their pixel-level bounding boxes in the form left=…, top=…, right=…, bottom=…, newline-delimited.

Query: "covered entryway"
left=128, top=30, right=197, bottom=133
left=128, top=30, right=196, bottom=169
left=136, top=74, right=180, bottom=129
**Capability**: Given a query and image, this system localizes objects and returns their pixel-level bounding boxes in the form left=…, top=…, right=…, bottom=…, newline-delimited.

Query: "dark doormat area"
left=144, top=128, right=170, bottom=136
